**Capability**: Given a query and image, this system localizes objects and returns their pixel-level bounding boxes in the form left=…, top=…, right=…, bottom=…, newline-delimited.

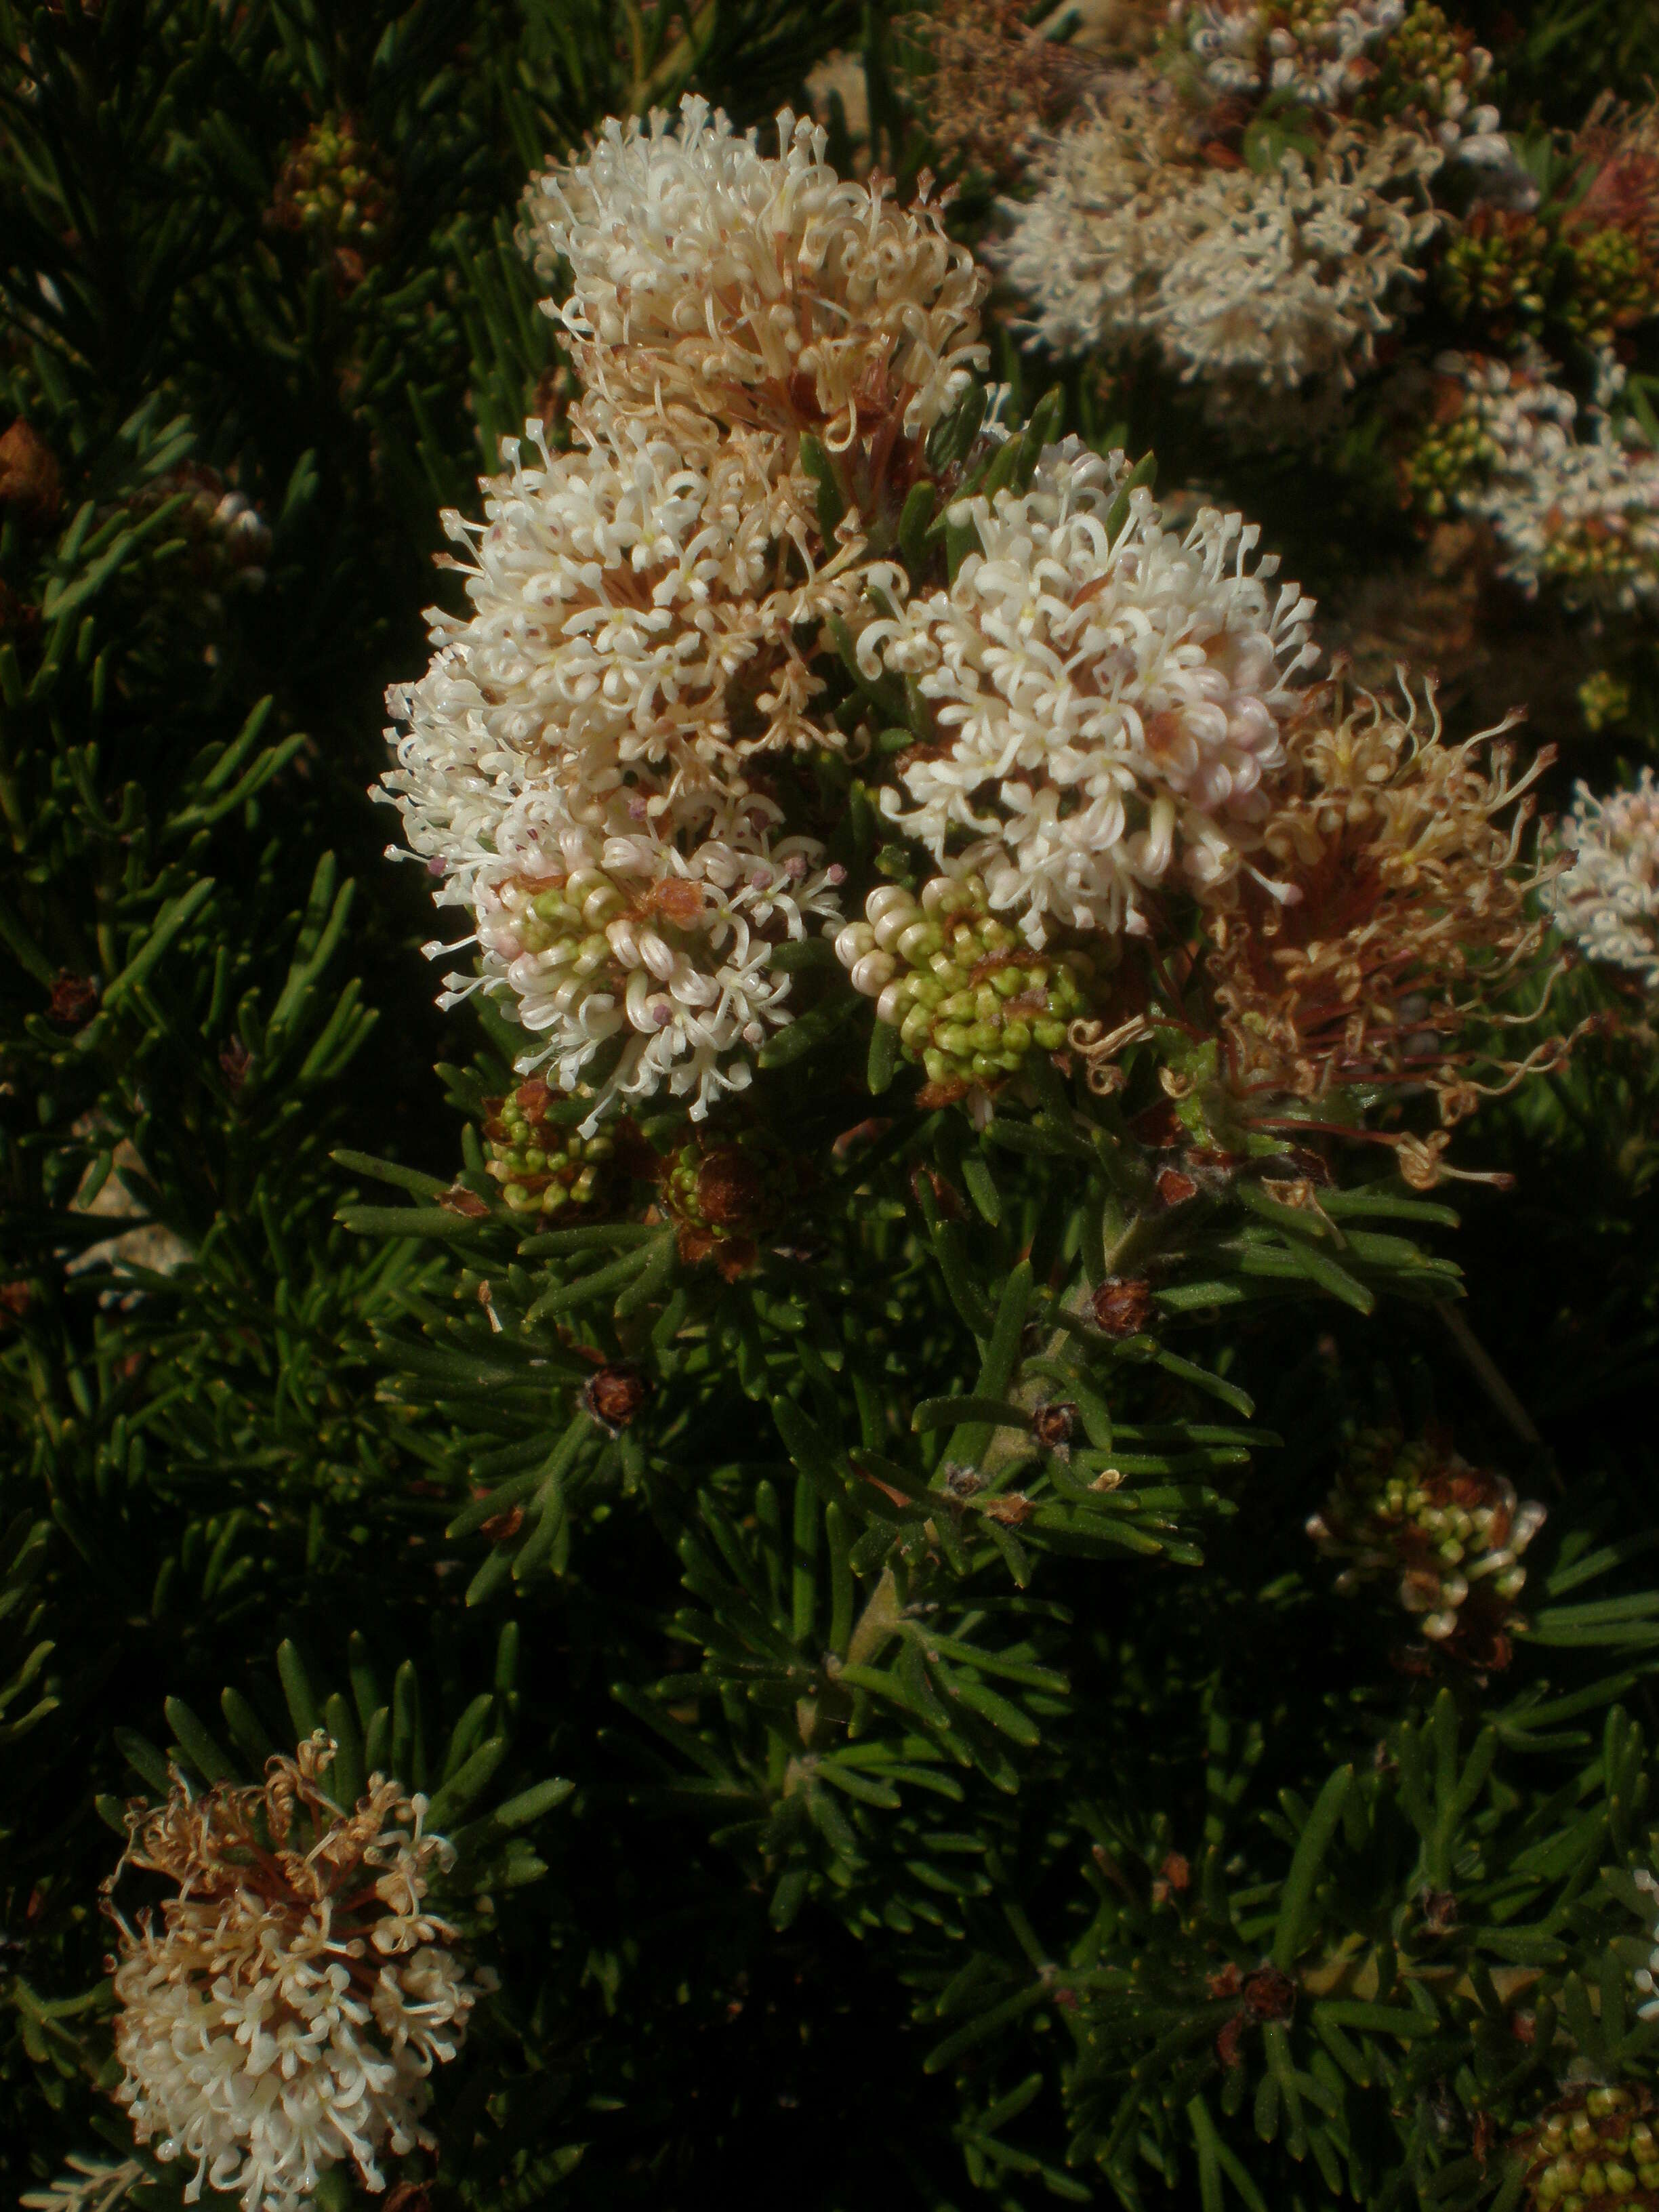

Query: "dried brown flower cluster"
left=902, top=0, right=1113, bottom=181
left=1201, top=674, right=1565, bottom=1158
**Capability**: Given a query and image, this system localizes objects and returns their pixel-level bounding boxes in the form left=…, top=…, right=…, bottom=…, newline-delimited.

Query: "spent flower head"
left=104, top=1736, right=483, bottom=2212
left=1202, top=672, right=1563, bottom=1130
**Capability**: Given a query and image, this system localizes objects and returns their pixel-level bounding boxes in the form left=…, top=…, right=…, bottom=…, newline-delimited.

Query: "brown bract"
left=1202, top=674, right=1568, bottom=1136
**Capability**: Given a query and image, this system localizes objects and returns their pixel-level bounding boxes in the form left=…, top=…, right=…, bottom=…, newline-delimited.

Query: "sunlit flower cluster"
left=1544, top=771, right=1659, bottom=989
left=519, top=94, right=987, bottom=447
left=106, top=1737, right=482, bottom=2212
left=382, top=398, right=855, bottom=1118
left=857, top=438, right=1319, bottom=942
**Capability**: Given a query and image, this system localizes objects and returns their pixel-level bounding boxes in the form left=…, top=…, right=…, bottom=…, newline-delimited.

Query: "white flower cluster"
left=1170, top=0, right=1511, bottom=165
left=857, top=438, right=1319, bottom=943
left=382, top=403, right=853, bottom=1121
left=993, top=102, right=1441, bottom=401
left=108, top=1742, right=483, bottom=2212
left=520, top=94, right=987, bottom=447
left=1544, top=771, right=1659, bottom=988
left=1433, top=349, right=1659, bottom=615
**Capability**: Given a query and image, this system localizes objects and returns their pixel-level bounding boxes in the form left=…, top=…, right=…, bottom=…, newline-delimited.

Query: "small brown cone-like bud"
left=1031, top=1401, right=1076, bottom=1450
left=0, top=1282, right=33, bottom=1326
left=584, top=1365, right=649, bottom=1430
left=695, top=1146, right=766, bottom=1228
left=47, top=972, right=98, bottom=1025
left=1242, top=1967, right=1296, bottom=2022
left=0, top=419, right=62, bottom=531
left=1092, top=1277, right=1151, bottom=1338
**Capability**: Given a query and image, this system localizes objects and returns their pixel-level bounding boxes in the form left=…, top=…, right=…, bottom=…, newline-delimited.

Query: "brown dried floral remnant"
left=103, top=1734, right=486, bottom=2209
left=0, top=418, right=62, bottom=531
left=903, top=0, right=1111, bottom=182
left=1202, top=672, right=1570, bottom=1155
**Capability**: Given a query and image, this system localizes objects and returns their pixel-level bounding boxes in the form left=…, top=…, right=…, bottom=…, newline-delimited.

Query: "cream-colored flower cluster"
left=988, top=0, right=1528, bottom=417
left=382, top=409, right=855, bottom=1121
left=856, top=438, right=1318, bottom=943
left=1429, top=348, right=1659, bottom=615
left=106, top=1738, right=483, bottom=2212
left=519, top=94, right=987, bottom=448
left=1545, top=770, right=1659, bottom=989
left=383, top=90, right=999, bottom=1120
left=994, top=106, right=1441, bottom=411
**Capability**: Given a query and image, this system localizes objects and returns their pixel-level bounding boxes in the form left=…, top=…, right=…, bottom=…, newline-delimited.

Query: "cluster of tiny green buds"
left=1519, top=2086, right=1659, bottom=2212
left=1355, top=0, right=1483, bottom=125
left=1400, top=404, right=1498, bottom=518
left=1438, top=213, right=1554, bottom=326
left=1579, top=670, right=1634, bottom=733
left=268, top=112, right=392, bottom=287
left=482, top=1081, right=617, bottom=1214
left=1307, top=1429, right=1545, bottom=1650
left=1560, top=225, right=1659, bottom=348
left=1540, top=516, right=1652, bottom=596
left=836, top=876, right=1099, bottom=1090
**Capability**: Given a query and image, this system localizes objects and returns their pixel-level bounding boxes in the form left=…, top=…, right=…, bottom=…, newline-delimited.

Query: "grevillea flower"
left=1202, top=672, right=1562, bottom=1130
left=1421, top=347, right=1659, bottom=614
left=861, top=437, right=1318, bottom=943
left=381, top=409, right=852, bottom=1118
left=457, top=796, right=844, bottom=1126
left=105, top=1737, right=483, bottom=2212
left=1308, top=1428, right=1545, bottom=1666
left=993, top=104, right=1441, bottom=402
left=519, top=94, right=988, bottom=448
left=1544, top=771, right=1659, bottom=989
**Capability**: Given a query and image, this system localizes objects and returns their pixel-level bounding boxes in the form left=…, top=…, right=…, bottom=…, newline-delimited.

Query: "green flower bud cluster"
left=1356, top=1, right=1477, bottom=124
left=271, top=112, right=392, bottom=264
left=840, top=876, right=1098, bottom=1090
left=1307, top=1431, right=1544, bottom=1643
left=488, top=869, right=636, bottom=1029
left=1438, top=218, right=1554, bottom=326
left=1579, top=670, right=1633, bottom=733
left=1540, top=515, right=1651, bottom=593
left=1523, top=2087, right=1659, bottom=2212
left=483, top=1082, right=617, bottom=1215
left=1561, top=226, right=1659, bottom=348
left=1401, top=407, right=1498, bottom=518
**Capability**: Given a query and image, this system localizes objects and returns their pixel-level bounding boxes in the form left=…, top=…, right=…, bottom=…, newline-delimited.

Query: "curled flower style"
left=1544, top=771, right=1659, bottom=989
left=520, top=94, right=988, bottom=447
left=995, top=106, right=1440, bottom=400
left=1419, top=348, right=1659, bottom=614
left=105, top=1736, right=483, bottom=2212
left=863, top=438, right=1317, bottom=943
left=1308, top=1428, right=1544, bottom=1666
left=1202, top=673, right=1561, bottom=1127
left=459, top=796, right=844, bottom=1125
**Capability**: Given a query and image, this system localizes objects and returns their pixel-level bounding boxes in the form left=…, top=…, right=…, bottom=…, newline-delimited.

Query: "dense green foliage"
left=5, top=4, right=1659, bottom=2210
